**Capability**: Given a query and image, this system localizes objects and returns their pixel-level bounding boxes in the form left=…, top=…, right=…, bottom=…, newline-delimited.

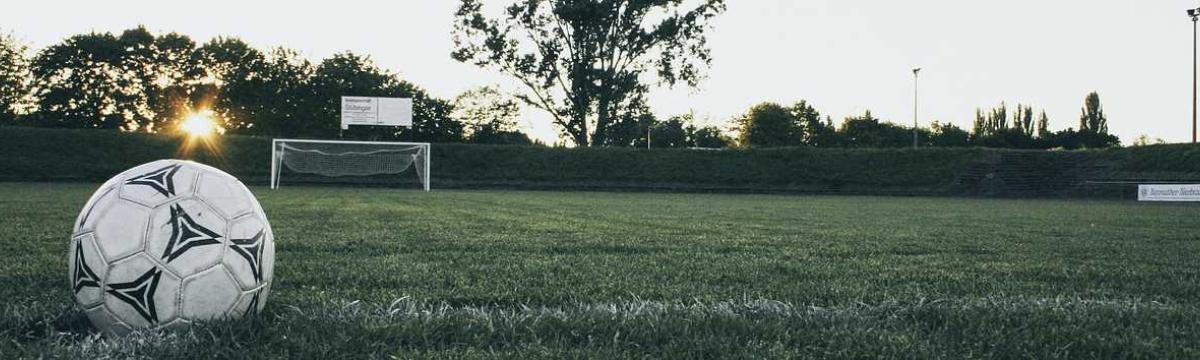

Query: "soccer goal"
left=270, top=139, right=430, bottom=191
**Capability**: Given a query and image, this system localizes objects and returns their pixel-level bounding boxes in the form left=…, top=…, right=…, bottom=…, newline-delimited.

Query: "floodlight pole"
left=912, top=68, right=921, bottom=148
left=1192, top=8, right=1199, bottom=143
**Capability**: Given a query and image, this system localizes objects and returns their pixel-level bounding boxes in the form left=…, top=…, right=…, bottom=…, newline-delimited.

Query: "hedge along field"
left=2, top=126, right=1200, bottom=195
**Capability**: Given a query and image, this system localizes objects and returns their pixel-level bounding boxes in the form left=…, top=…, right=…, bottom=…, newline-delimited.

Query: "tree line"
left=732, top=92, right=1120, bottom=149
left=0, top=27, right=529, bottom=144
left=0, top=0, right=1120, bottom=150
left=447, top=0, right=1120, bottom=149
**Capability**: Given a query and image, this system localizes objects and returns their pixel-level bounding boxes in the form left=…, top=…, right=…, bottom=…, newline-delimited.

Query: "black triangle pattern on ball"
left=106, top=267, right=162, bottom=324
left=230, top=230, right=265, bottom=282
left=125, top=164, right=182, bottom=198
left=162, top=204, right=223, bottom=262
left=72, top=240, right=101, bottom=293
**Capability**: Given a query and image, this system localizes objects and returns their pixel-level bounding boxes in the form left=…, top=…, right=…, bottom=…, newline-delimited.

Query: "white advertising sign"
left=341, top=97, right=413, bottom=129
left=1138, top=184, right=1200, bottom=202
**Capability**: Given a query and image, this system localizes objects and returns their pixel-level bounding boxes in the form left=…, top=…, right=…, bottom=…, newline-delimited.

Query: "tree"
left=194, top=40, right=318, bottom=137
left=929, top=121, right=970, bottom=147
left=690, top=125, right=728, bottom=148
left=29, top=27, right=222, bottom=131
left=1076, top=91, right=1119, bottom=148
left=1079, top=92, right=1107, bottom=134
left=593, top=102, right=654, bottom=147
left=399, top=86, right=463, bottom=143
left=734, top=102, right=798, bottom=147
left=838, top=110, right=911, bottom=148
left=112, top=26, right=167, bottom=132
left=143, top=32, right=203, bottom=133
left=452, top=86, right=532, bottom=144
left=194, top=37, right=267, bottom=132
left=0, top=31, right=31, bottom=125
left=789, top=100, right=836, bottom=146
left=969, top=102, right=1047, bottom=149
left=31, top=31, right=130, bottom=129
left=1036, top=111, right=1050, bottom=138
left=240, top=48, right=317, bottom=136
left=649, top=115, right=689, bottom=148
left=1013, top=104, right=1034, bottom=137
left=451, top=0, right=727, bottom=146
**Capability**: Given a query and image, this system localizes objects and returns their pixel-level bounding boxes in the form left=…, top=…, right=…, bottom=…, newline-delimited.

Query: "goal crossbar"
left=270, top=139, right=431, bottom=191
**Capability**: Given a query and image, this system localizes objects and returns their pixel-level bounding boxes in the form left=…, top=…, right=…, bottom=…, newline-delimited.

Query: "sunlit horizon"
left=2, top=1, right=1197, bottom=145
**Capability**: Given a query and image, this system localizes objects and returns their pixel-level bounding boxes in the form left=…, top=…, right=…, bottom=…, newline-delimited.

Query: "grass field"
left=2, top=183, right=1199, bottom=358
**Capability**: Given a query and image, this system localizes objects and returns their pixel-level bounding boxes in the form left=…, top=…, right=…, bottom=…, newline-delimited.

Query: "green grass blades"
left=2, top=183, right=1198, bottom=358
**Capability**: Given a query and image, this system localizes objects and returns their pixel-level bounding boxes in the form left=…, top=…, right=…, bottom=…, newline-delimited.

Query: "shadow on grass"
left=51, top=310, right=97, bottom=338
left=5, top=309, right=96, bottom=345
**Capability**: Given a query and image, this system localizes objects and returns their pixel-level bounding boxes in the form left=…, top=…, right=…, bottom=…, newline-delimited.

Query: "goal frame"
left=270, top=138, right=431, bottom=191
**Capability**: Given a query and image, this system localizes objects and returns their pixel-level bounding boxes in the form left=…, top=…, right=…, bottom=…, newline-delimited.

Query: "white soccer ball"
left=69, top=159, right=275, bottom=336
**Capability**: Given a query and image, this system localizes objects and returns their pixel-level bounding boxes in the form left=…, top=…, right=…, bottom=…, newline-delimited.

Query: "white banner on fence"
left=1138, top=184, right=1200, bottom=202
left=341, top=97, right=412, bottom=129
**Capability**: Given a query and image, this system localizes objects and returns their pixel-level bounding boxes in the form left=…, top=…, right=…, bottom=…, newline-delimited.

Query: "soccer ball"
left=69, top=159, right=275, bottom=336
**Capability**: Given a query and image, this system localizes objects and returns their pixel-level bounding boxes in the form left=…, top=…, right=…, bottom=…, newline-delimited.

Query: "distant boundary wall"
left=2, top=126, right=1198, bottom=198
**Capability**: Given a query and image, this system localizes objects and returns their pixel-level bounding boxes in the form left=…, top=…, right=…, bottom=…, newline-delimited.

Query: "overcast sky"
left=1, top=1, right=1195, bottom=144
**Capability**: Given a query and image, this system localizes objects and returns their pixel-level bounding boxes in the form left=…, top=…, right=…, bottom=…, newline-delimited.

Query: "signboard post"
left=1138, top=184, right=1200, bottom=202
left=341, top=96, right=413, bottom=129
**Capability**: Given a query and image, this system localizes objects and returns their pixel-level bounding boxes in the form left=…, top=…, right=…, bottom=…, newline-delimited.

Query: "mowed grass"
left=1, top=182, right=1199, bottom=358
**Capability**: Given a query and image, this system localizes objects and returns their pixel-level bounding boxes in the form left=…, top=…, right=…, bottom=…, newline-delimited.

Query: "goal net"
left=271, top=139, right=430, bottom=191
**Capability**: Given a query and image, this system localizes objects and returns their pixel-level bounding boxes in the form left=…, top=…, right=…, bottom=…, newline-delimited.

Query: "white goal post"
left=270, top=139, right=430, bottom=191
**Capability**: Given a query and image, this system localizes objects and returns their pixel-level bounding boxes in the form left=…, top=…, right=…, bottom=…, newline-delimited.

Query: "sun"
left=175, top=109, right=226, bottom=161
left=180, top=110, right=219, bottom=138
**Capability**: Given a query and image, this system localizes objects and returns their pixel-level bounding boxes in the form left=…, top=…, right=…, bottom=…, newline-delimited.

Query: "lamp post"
left=912, top=68, right=921, bottom=148
left=1190, top=8, right=1200, bottom=143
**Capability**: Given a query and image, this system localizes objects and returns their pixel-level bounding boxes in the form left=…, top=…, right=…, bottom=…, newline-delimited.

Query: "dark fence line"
left=3, top=126, right=1199, bottom=198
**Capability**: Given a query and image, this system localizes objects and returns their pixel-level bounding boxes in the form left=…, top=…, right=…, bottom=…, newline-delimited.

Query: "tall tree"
left=989, top=102, right=1009, bottom=134
left=232, top=47, right=316, bottom=136
left=144, top=32, right=201, bottom=133
left=972, top=109, right=986, bottom=138
left=111, top=27, right=162, bottom=131
left=1013, top=104, right=1034, bottom=136
left=1073, top=92, right=1119, bottom=148
left=31, top=31, right=129, bottom=129
left=1036, top=111, right=1050, bottom=138
left=31, top=27, right=212, bottom=131
left=451, top=0, right=726, bottom=146
left=1079, top=91, right=1107, bottom=134
left=789, top=100, right=834, bottom=146
left=0, top=32, right=31, bottom=124
left=194, top=37, right=267, bottom=132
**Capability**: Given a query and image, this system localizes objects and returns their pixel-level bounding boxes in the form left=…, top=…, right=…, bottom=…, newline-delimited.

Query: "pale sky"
left=1, top=1, right=1196, bottom=144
